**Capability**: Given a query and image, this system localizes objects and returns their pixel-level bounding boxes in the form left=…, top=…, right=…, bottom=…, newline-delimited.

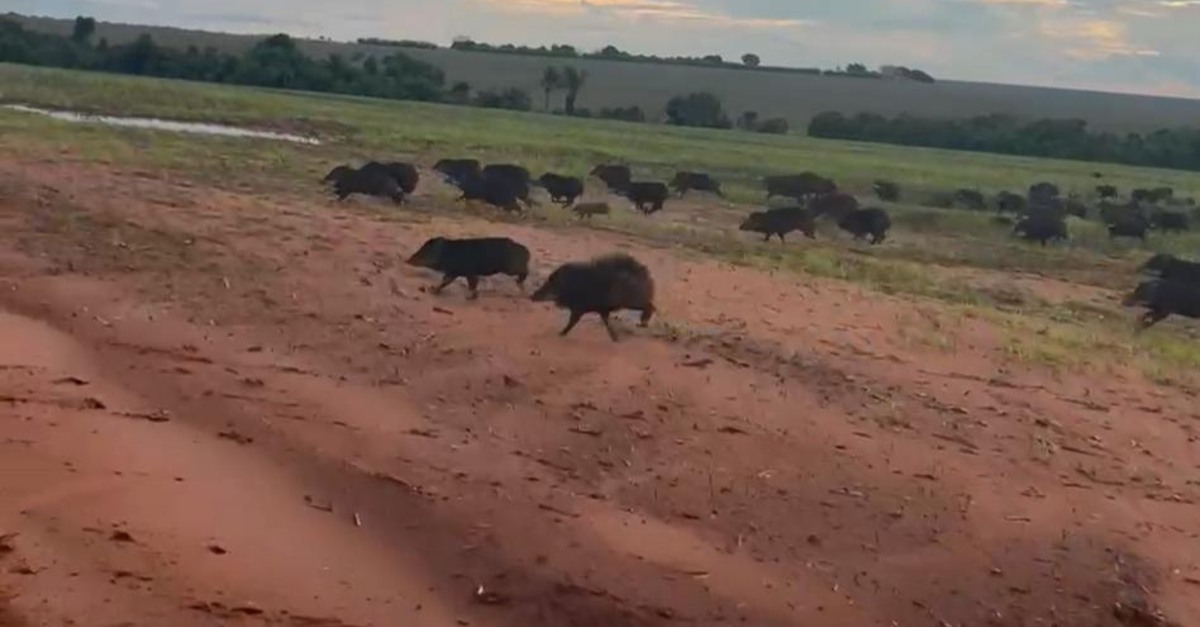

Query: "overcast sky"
left=16, top=0, right=1200, bottom=98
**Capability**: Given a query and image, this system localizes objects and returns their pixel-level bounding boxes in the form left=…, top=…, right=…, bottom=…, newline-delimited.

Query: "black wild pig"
left=537, top=173, right=585, bottom=205
left=322, top=165, right=355, bottom=184
left=457, top=172, right=524, bottom=213
left=483, top=164, right=532, bottom=187
left=590, top=164, right=632, bottom=194
left=1151, top=186, right=1175, bottom=203
left=739, top=207, right=816, bottom=243
left=356, top=161, right=420, bottom=195
left=838, top=207, right=891, bottom=245
left=481, top=167, right=535, bottom=207
left=1140, top=254, right=1200, bottom=286
left=809, top=192, right=860, bottom=220
left=873, top=179, right=901, bottom=202
left=995, top=191, right=1026, bottom=215
left=382, top=161, right=420, bottom=194
left=1123, top=279, right=1200, bottom=329
left=1064, top=197, right=1089, bottom=219
left=1013, top=215, right=1067, bottom=245
left=1099, top=201, right=1143, bottom=225
left=670, top=171, right=723, bottom=197
left=1107, top=216, right=1149, bottom=241
left=531, top=253, right=656, bottom=342
left=764, top=172, right=837, bottom=201
left=623, top=182, right=670, bottom=214
left=434, top=158, right=482, bottom=188
left=1151, top=209, right=1190, bottom=233
left=406, top=237, right=530, bottom=299
left=572, top=202, right=611, bottom=219
left=1028, top=182, right=1060, bottom=202
left=954, top=189, right=987, bottom=211
left=332, top=168, right=406, bottom=204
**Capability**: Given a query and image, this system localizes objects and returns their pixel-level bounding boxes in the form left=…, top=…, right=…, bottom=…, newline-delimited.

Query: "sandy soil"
left=1, top=158, right=1199, bottom=627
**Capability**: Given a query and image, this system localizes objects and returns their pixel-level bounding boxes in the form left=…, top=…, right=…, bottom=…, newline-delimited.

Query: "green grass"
left=6, top=63, right=1200, bottom=206
left=4, top=62, right=1200, bottom=380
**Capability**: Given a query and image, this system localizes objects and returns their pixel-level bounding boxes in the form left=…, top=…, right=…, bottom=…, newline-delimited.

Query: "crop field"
left=15, top=12, right=1200, bottom=133
left=2, top=63, right=1200, bottom=627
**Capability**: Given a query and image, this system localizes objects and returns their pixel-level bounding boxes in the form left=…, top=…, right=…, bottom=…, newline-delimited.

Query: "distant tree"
left=756, top=118, right=789, bottom=135
left=702, top=54, right=723, bottom=65
left=108, top=34, right=167, bottom=75
left=908, top=69, right=935, bottom=83
left=597, top=45, right=625, bottom=58
left=741, top=53, right=760, bottom=68
left=448, top=81, right=472, bottom=105
left=737, top=110, right=759, bottom=131
left=665, top=92, right=732, bottom=129
left=358, top=37, right=438, bottom=49
left=540, top=65, right=562, bottom=112
left=597, top=105, right=645, bottom=123
left=71, top=16, right=96, bottom=45
left=561, top=66, right=587, bottom=115
left=807, top=111, right=850, bottom=137
left=846, top=62, right=868, bottom=75
left=473, top=87, right=532, bottom=111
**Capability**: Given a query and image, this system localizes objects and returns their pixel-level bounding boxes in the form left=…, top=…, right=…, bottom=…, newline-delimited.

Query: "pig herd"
left=322, top=160, right=894, bottom=247
left=322, top=159, right=1200, bottom=333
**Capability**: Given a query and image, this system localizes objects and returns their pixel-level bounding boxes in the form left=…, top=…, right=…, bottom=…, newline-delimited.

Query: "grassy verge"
left=5, top=64, right=1200, bottom=202
left=4, top=62, right=1200, bottom=380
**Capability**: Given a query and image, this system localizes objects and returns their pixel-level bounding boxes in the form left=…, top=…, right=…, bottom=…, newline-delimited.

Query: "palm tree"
left=540, top=66, right=562, bottom=112
left=561, top=66, right=588, bottom=116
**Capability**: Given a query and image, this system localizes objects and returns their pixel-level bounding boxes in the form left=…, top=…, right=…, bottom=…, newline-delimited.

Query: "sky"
left=14, top=0, right=1200, bottom=98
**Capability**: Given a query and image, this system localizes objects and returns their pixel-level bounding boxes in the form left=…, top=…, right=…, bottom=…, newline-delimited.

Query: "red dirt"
left=1, top=159, right=1199, bottom=627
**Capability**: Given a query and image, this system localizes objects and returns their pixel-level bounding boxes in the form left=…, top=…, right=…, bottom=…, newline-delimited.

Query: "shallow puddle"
left=4, top=104, right=321, bottom=145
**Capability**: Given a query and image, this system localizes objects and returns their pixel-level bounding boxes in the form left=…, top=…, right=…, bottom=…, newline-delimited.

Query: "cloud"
left=1037, top=17, right=1159, bottom=59
left=975, top=0, right=1068, bottom=6
left=481, top=0, right=811, bottom=28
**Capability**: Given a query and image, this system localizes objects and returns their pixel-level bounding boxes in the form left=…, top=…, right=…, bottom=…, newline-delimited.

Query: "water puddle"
left=3, top=104, right=321, bottom=145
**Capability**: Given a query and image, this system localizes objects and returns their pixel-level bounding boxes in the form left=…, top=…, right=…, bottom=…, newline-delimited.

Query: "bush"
left=597, top=105, right=645, bottom=123
left=473, top=87, right=533, bottom=111
left=807, top=108, right=1200, bottom=172
left=756, top=118, right=789, bottom=135
left=665, top=92, right=731, bottom=129
left=447, top=81, right=471, bottom=105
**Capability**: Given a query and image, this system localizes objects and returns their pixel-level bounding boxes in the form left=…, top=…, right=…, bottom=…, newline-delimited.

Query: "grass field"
left=14, top=12, right=1200, bottom=134
left=4, top=62, right=1200, bottom=379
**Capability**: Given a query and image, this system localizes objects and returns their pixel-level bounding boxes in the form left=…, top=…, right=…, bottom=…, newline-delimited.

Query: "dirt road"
left=1, top=159, right=1198, bottom=626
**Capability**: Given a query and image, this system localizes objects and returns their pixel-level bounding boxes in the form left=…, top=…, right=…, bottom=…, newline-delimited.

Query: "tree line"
left=0, top=17, right=449, bottom=102
left=373, top=36, right=934, bottom=83
left=0, top=17, right=788, bottom=134
left=807, top=111, right=1200, bottom=172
